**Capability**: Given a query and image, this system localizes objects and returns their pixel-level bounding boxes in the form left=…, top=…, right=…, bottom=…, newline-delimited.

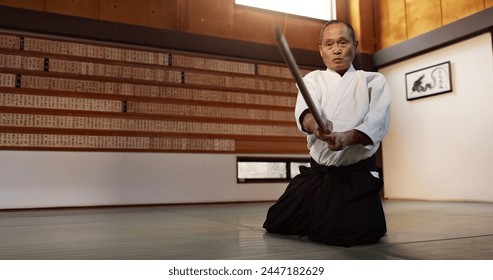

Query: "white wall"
left=380, top=33, right=493, bottom=202
left=0, top=151, right=293, bottom=209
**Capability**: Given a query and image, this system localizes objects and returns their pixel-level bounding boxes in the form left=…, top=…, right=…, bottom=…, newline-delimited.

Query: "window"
left=235, top=0, right=336, bottom=21
left=237, top=157, right=310, bottom=183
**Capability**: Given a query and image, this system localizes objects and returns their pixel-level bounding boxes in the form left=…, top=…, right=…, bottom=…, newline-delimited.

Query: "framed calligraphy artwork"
left=405, top=61, right=452, bottom=100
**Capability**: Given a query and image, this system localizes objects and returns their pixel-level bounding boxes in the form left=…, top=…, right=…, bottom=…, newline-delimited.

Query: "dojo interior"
left=0, top=0, right=492, bottom=260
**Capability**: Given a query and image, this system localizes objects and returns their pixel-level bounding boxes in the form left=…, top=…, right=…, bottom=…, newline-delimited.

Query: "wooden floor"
left=1, top=200, right=493, bottom=260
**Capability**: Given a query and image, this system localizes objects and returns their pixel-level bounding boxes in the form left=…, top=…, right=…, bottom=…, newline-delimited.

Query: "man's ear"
left=319, top=45, right=323, bottom=57
left=354, top=40, right=359, bottom=50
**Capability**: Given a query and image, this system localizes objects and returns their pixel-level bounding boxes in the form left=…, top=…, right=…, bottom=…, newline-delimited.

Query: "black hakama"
left=263, top=155, right=386, bottom=247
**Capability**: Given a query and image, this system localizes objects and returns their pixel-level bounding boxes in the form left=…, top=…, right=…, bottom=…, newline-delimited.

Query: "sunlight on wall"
left=235, top=0, right=336, bottom=20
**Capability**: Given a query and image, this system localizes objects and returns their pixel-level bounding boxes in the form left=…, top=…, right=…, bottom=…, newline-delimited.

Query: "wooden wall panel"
left=376, top=0, right=490, bottom=50
left=0, top=0, right=335, bottom=52
left=405, top=0, right=442, bottom=39
left=185, top=0, right=233, bottom=38
left=375, top=0, right=407, bottom=50
left=373, top=8, right=492, bottom=68
left=0, top=0, right=44, bottom=11
left=147, top=0, right=177, bottom=30
left=1, top=0, right=491, bottom=53
left=190, top=0, right=325, bottom=52
left=231, top=7, right=283, bottom=49
left=0, top=28, right=311, bottom=154
left=441, top=0, right=485, bottom=25
left=279, top=17, right=325, bottom=51
left=45, top=0, right=100, bottom=19
left=99, top=0, right=149, bottom=26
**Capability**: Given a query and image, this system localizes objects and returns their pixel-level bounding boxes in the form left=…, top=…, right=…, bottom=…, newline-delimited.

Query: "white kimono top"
left=295, top=65, right=391, bottom=167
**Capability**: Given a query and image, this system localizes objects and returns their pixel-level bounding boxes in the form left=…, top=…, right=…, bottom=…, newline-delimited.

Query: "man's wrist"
left=347, top=130, right=372, bottom=146
left=300, top=111, right=316, bottom=134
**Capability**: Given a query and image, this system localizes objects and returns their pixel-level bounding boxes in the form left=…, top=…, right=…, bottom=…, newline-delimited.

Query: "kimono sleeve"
left=354, top=73, right=391, bottom=147
left=294, top=73, right=323, bottom=135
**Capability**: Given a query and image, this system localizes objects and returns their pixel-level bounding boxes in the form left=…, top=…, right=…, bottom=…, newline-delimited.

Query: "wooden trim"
left=0, top=5, right=324, bottom=68
left=235, top=139, right=307, bottom=154
left=373, top=7, right=493, bottom=68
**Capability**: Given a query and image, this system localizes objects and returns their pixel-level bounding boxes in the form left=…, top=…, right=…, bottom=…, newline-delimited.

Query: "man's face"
left=319, top=23, right=357, bottom=75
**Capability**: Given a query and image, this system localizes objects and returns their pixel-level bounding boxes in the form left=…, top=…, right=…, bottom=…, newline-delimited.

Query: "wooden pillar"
left=346, top=0, right=376, bottom=70
left=348, top=0, right=376, bottom=53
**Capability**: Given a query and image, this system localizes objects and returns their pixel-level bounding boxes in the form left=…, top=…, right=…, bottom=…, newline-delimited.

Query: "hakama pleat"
left=263, top=156, right=386, bottom=247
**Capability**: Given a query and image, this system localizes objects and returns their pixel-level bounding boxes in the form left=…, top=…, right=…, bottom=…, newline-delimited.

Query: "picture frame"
left=405, top=61, right=452, bottom=100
